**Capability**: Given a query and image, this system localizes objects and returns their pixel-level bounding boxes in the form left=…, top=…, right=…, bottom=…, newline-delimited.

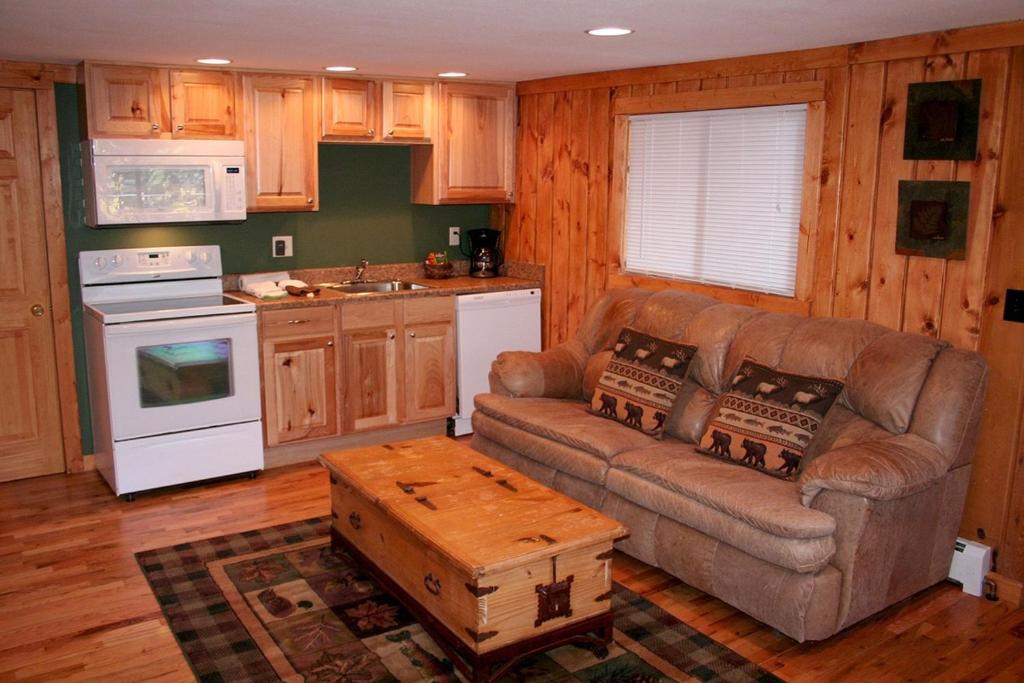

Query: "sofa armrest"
left=488, top=340, right=588, bottom=399
left=799, top=433, right=949, bottom=505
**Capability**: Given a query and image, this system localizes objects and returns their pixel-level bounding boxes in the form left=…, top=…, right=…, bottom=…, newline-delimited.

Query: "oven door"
left=103, top=312, right=260, bottom=441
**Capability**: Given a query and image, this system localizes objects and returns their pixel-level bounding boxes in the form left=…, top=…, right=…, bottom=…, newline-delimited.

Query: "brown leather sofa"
left=470, top=288, right=987, bottom=641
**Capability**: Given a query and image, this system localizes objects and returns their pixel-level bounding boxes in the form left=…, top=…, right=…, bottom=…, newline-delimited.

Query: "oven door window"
left=136, top=339, right=233, bottom=408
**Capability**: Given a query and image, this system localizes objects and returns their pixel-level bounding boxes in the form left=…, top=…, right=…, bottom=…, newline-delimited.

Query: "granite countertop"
left=226, top=274, right=541, bottom=309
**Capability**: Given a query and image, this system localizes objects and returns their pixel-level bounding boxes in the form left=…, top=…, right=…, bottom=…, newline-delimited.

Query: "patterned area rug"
left=137, top=518, right=782, bottom=682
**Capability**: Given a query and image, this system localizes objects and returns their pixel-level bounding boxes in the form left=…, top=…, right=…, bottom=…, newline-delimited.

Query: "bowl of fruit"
left=423, top=251, right=454, bottom=279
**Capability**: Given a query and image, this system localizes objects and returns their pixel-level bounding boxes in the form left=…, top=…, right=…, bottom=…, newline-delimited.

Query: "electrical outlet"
left=272, top=235, right=293, bottom=258
left=1005, top=289, right=1024, bottom=324
left=448, top=226, right=461, bottom=247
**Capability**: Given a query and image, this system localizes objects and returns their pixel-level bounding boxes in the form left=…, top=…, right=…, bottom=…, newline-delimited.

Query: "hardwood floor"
left=0, top=461, right=1021, bottom=682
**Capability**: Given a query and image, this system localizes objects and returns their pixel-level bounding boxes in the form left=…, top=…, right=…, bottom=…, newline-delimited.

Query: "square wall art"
left=896, top=180, right=971, bottom=260
left=904, top=79, right=982, bottom=160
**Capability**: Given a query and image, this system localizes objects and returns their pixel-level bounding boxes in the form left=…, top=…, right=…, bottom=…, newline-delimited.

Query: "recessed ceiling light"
left=586, top=27, right=634, bottom=37
left=437, top=71, right=467, bottom=78
left=196, top=58, right=232, bottom=65
left=325, top=65, right=357, bottom=72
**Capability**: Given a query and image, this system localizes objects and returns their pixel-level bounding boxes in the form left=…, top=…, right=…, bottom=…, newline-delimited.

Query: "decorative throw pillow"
left=697, top=359, right=844, bottom=479
left=589, top=327, right=697, bottom=438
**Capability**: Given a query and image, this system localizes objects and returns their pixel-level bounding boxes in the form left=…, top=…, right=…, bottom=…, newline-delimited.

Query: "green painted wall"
left=55, top=83, right=491, bottom=453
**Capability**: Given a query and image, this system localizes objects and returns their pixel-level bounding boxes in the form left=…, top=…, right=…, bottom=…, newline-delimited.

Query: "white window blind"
left=624, top=103, right=808, bottom=297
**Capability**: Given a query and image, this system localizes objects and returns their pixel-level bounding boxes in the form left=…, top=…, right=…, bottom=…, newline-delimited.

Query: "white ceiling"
left=0, top=0, right=1021, bottom=82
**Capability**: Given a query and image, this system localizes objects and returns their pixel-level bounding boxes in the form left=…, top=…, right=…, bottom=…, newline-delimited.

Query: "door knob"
left=31, top=304, right=45, bottom=317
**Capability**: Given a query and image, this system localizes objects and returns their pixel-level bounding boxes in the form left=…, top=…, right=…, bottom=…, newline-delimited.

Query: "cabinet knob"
left=306, top=197, right=314, bottom=204
left=151, top=123, right=160, bottom=130
left=31, top=304, right=45, bottom=318
left=424, top=573, right=442, bottom=596
left=326, top=340, right=334, bottom=347
left=367, top=128, right=375, bottom=137
left=386, top=128, right=394, bottom=137
left=175, top=124, right=184, bottom=131
left=409, top=331, right=416, bottom=338
left=388, top=332, right=395, bottom=340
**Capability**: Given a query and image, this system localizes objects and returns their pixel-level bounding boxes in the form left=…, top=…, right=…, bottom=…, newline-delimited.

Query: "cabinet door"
left=382, top=81, right=432, bottom=142
left=344, top=328, right=399, bottom=431
left=243, top=74, right=319, bottom=211
left=84, top=63, right=170, bottom=137
left=322, top=78, right=377, bottom=140
left=262, top=336, right=338, bottom=446
left=170, top=69, right=238, bottom=138
left=403, top=322, right=455, bottom=422
left=436, top=82, right=514, bottom=203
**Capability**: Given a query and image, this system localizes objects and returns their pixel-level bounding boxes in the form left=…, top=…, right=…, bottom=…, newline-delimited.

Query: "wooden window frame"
left=606, top=81, right=827, bottom=314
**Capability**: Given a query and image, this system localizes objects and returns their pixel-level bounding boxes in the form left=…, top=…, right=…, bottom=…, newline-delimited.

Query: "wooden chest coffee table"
left=319, top=436, right=628, bottom=682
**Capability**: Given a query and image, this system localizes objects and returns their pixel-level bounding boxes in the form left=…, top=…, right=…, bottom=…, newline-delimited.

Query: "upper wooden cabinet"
left=169, top=69, right=239, bottom=138
left=411, top=82, right=515, bottom=204
left=382, top=81, right=432, bottom=142
left=83, top=63, right=239, bottom=139
left=243, top=73, right=319, bottom=212
left=321, top=78, right=432, bottom=144
left=84, top=63, right=170, bottom=137
left=322, top=78, right=377, bottom=140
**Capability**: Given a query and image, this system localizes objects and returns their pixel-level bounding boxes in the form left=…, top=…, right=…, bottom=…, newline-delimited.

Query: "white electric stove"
left=80, top=245, right=263, bottom=500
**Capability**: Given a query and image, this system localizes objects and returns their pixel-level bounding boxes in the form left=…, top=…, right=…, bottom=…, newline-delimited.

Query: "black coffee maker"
left=463, top=228, right=502, bottom=278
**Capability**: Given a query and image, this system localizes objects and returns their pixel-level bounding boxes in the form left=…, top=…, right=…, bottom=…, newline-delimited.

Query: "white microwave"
left=81, top=139, right=246, bottom=227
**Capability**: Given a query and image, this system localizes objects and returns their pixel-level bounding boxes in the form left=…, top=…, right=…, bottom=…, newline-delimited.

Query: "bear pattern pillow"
left=589, top=327, right=697, bottom=438
left=697, top=359, right=844, bottom=479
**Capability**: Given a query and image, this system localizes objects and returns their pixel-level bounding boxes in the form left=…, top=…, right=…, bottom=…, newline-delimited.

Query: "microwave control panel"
left=222, top=165, right=246, bottom=211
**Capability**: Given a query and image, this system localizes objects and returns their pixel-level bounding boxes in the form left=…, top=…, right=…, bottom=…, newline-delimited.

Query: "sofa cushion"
left=589, top=327, right=697, bottom=437
left=697, top=360, right=845, bottom=479
left=474, top=394, right=658, bottom=462
left=608, top=444, right=836, bottom=573
left=472, top=411, right=612, bottom=486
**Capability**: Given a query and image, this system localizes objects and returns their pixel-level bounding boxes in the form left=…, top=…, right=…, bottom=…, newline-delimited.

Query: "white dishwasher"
left=454, top=289, right=542, bottom=435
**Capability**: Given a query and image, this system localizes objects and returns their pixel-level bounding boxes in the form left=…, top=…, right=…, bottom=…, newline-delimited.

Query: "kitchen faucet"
left=354, top=258, right=369, bottom=282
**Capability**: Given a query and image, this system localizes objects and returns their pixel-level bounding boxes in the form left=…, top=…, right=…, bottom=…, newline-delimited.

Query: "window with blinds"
left=624, top=103, right=808, bottom=297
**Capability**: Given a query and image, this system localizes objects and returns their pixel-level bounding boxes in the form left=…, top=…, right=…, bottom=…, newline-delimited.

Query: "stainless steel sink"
left=325, top=280, right=431, bottom=294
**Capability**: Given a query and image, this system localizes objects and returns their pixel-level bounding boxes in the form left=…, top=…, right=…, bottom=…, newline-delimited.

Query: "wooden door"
left=262, top=336, right=338, bottom=446
left=344, top=328, right=399, bottom=431
left=322, top=78, right=377, bottom=140
left=243, top=74, right=318, bottom=211
left=84, top=63, right=170, bottom=137
left=382, top=81, right=432, bottom=142
left=169, top=69, right=238, bottom=138
left=403, top=322, right=455, bottom=422
left=438, top=82, right=514, bottom=203
left=0, top=87, right=65, bottom=481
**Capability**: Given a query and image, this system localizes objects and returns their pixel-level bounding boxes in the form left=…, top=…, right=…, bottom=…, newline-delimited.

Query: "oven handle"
left=104, top=312, right=256, bottom=336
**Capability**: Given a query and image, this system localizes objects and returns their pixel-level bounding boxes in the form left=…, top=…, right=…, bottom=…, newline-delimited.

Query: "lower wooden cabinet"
left=258, top=297, right=456, bottom=446
left=342, top=326, right=400, bottom=431
left=260, top=307, right=339, bottom=446
left=403, top=322, right=455, bottom=422
left=340, top=297, right=455, bottom=433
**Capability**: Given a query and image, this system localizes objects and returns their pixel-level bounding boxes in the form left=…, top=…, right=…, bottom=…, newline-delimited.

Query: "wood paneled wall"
left=502, top=22, right=1024, bottom=583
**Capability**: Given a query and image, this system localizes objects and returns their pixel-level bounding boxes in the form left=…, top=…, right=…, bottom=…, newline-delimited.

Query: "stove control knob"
left=199, top=251, right=210, bottom=264
left=185, top=249, right=195, bottom=263
left=111, top=254, right=123, bottom=268
left=94, top=256, right=106, bottom=270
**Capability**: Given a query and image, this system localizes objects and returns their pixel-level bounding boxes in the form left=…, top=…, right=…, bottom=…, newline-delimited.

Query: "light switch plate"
left=448, top=226, right=461, bottom=247
left=272, top=235, right=293, bottom=258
